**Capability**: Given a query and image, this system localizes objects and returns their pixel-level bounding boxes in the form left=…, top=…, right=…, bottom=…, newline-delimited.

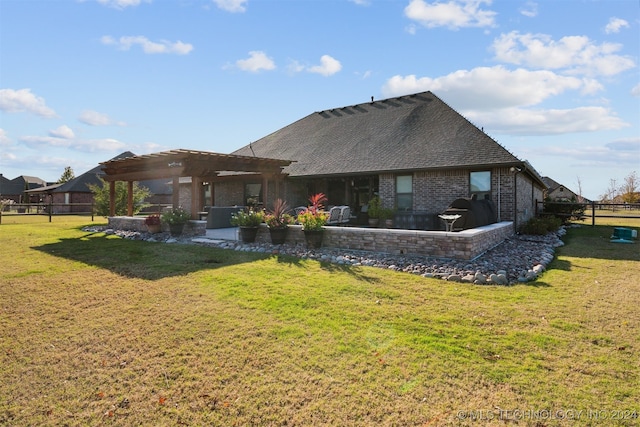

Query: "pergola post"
left=190, top=176, right=201, bottom=219
left=172, top=175, right=180, bottom=209
left=127, top=181, right=134, bottom=216
left=109, top=181, right=116, bottom=216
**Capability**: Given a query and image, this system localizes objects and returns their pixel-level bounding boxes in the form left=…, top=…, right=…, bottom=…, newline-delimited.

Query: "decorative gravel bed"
left=85, top=225, right=571, bottom=285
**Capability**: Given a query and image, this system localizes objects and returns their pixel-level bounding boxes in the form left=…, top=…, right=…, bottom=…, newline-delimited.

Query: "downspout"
left=497, top=168, right=501, bottom=222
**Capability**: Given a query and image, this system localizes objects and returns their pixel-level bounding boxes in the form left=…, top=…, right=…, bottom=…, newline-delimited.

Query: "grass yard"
left=1, top=215, right=639, bottom=426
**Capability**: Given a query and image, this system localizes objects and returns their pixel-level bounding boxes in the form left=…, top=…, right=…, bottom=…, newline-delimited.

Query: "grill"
left=441, top=196, right=497, bottom=231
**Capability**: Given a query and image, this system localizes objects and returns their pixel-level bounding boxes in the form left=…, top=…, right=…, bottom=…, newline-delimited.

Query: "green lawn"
left=1, top=215, right=639, bottom=426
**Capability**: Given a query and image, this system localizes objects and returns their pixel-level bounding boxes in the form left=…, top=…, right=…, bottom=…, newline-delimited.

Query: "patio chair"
left=338, top=206, right=351, bottom=225
left=294, top=206, right=307, bottom=216
left=325, top=206, right=343, bottom=225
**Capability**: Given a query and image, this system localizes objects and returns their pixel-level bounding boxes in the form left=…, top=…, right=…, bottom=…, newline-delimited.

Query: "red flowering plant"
left=264, top=198, right=294, bottom=229
left=144, top=214, right=161, bottom=226
left=297, top=193, right=329, bottom=231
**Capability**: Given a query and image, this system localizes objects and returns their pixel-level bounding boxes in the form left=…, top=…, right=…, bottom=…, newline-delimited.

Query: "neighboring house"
left=26, top=152, right=173, bottom=213
left=542, top=177, right=588, bottom=203
left=228, top=91, right=546, bottom=230
left=0, top=174, right=48, bottom=203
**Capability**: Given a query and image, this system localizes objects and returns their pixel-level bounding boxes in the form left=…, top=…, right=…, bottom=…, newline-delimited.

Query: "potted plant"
left=264, top=198, right=293, bottom=245
left=144, top=214, right=162, bottom=234
left=379, top=207, right=396, bottom=228
left=367, top=196, right=381, bottom=227
left=230, top=208, right=265, bottom=243
left=297, top=193, right=329, bottom=249
left=161, top=206, right=191, bottom=236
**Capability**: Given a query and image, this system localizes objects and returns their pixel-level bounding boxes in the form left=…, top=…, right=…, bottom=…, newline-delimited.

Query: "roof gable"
left=232, top=91, right=522, bottom=177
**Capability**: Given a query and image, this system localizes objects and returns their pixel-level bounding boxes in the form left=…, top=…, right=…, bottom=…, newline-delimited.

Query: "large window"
left=245, top=183, right=262, bottom=207
left=396, top=175, right=413, bottom=211
left=470, top=171, right=491, bottom=199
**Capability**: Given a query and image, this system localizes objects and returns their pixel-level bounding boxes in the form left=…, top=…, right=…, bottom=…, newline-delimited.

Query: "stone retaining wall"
left=256, top=222, right=513, bottom=260
left=107, top=216, right=206, bottom=237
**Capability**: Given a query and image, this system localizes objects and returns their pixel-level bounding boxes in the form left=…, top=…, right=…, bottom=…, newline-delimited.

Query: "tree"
left=88, top=176, right=151, bottom=216
left=620, top=171, right=639, bottom=204
left=57, top=166, right=75, bottom=184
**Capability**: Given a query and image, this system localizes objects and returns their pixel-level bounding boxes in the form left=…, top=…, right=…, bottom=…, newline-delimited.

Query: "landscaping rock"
left=85, top=225, right=568, bottom=286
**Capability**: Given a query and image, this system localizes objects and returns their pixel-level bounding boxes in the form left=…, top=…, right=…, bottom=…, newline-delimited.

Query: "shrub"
left=230, top=209, right=264, bottom=227
left=161, top=207, right=191, bottom=225
left=519, top=216, right=562, bottom=235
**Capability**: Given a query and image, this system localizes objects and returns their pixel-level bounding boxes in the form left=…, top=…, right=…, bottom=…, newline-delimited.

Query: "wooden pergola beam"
left=100, top=149, right=293, bottom=217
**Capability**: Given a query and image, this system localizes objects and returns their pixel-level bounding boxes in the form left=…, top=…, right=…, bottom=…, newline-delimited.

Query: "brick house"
left=27, top=152, right=173, bottom=214
left=225, top=91, right=546, bottom=230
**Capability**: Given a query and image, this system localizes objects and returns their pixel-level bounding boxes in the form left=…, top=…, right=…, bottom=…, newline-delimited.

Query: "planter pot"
left=147, top=224, right=162, bottom=234
left=240, top=226, right=259, bottom=243
left=169, top=223, right=185, bottom=237
left=269, top=227, right=289, bottom=245
left=384, top=219, right=394, bottom=228
left=368, top=218, right=379, bottom=227
left=303, top=229, right=324, bottom=249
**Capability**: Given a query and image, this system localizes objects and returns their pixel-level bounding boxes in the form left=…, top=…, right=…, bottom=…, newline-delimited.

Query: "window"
left=396, top=175, right=412, bottom=211
left=244, top=183, right=262, bottom=207
left=470, top=171, right=491, bottom=199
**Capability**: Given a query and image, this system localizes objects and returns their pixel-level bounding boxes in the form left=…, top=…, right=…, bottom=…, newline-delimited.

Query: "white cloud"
left=519, top=1, right=537, bottom=18
left=286, top=60, right=305, bottom=74
left=381, top=66, right=626, bottom=135
left=79, top=110, right=125, bottom=126
left=20, top=134, right=126, bottom=152
left=288, top=55, right=343, bottom=76
left=404, top=0, right=496, bottom=30
left=20, top=135, right=73, bottom=148
left=236, top=51, right=276, bottom=73
left=0, top=129, right=12, bottom=146
left=349, top=0, right=371, bottom=6
left=381, top=66, right=596, bottom=109
left=606, top=137, right=640, bottom=152
left=492, top=31, right=635, bottom=77
left=307, top=55, right=342, bottom=76
left=605, top=17, right=629, bottom=34
left=632, top=83, right=640, bottom=97
left=95, top=0, right=150, bottom=9
left=49, top=125, right=75, bottom=139
left=74, top=138, right=127, bottom=152
left=0, top=88, right=57, bottom=118
left=213, top=0, right=247, bottom=13
left=464, top=106, right=628, bottom=135
left=101, top=35, right=193, bottom=55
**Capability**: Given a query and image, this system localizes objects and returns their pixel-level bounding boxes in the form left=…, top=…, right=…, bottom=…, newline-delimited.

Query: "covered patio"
left=100, top=149, right=293, bottom=219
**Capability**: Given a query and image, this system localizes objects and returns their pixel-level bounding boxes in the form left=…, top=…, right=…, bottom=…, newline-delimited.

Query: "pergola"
left=100, top=149, right=293, bottom=218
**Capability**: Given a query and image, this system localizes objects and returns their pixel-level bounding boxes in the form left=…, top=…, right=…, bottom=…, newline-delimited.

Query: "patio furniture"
left=325, top=206, right=343, bottom=225
left=338, top=206, right=351, bottom=225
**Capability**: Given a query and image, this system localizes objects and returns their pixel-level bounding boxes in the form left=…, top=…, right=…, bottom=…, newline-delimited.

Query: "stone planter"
left=169, top=223, right=185, bottom=237
left=303, top=229, right=324, bottom=249
left=368, top=218, right=379, bottom=227
left=269, top=227, right=289, bottom=245
left=240, top=226, right=259, bottom=243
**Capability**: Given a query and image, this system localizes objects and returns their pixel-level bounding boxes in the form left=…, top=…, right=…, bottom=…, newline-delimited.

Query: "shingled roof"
left=232, top=91, right=523, bottom=177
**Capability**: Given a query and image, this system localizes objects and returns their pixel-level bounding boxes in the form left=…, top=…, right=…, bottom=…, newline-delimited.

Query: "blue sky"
left=1, top=0, right=638, bottom=200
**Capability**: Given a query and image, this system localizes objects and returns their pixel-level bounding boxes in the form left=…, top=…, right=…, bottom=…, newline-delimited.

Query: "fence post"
left=49, top=200, right=53, bottom=223
left=591, top=201, right=595, bottom=226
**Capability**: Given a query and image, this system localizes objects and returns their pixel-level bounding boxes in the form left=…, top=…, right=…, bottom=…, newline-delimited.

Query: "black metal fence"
left=535, top=201, right=640, bottom=226
left=0, top=202, right=95, bottom=224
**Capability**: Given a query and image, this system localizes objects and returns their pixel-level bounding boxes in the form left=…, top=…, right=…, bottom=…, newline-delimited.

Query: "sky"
left=1, top=0, right=638, bottom=200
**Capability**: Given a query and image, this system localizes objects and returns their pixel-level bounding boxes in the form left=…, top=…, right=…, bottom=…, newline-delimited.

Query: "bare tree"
left=620, top=171, right=638, bottom=204
left=575, top=176, right=585, bottom=203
